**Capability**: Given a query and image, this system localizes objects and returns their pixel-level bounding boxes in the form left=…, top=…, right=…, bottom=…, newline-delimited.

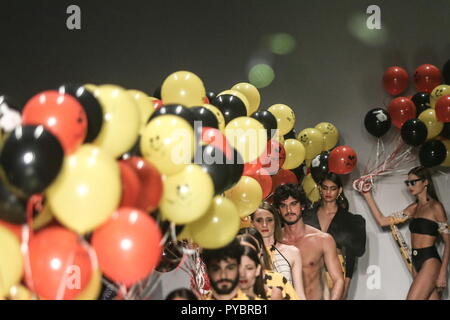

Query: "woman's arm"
left=287, top=246, right=307, bottom=300
left=361, top=191, right=414, bottom=227
left=434, top=202, right=450, bottom=290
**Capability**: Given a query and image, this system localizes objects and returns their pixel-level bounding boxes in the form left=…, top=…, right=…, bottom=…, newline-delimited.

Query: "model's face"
left=278, top=196, right=302, bottom=225
left=320, top=179, right=341, bottom=203
left=239, top=256, right=261, bottom=291
left=405, top=174, right=427, bottom=196
left=208, top=258, right=240, bottom=295
left=252, top=209, right=275, bottom=239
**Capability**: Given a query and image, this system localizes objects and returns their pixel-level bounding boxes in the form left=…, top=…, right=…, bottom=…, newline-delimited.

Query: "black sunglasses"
left=404, top=178, right=425, bottom=187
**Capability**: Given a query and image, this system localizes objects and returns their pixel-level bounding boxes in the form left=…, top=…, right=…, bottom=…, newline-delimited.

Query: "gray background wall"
left=1, top=0, right=449, bottom=299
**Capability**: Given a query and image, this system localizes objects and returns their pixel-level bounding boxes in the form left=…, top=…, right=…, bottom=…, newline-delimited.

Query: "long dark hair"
left=237, top=228, right=273, bottom=271
left=319, top=172, right=349, bottom=210
left=408, top=166, right=440, bottom=202
left=241, top=245, right=267, bottom=300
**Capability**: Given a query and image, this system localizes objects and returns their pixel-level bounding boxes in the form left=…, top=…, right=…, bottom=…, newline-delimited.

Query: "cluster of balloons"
left=366, top=60, right=450, bottom=168
left=0, top=68, right=361, bottom=300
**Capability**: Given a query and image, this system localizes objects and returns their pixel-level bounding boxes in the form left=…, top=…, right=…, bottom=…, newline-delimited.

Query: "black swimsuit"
left=409, top=218, right=442, bottom=272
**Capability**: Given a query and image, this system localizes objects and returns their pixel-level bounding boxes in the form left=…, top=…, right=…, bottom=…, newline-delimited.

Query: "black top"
left=302, top=205, right=366, bottom=278
left=409, top=218, right=439, bottom=237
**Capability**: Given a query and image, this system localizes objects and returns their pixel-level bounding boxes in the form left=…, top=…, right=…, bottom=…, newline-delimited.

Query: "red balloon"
left=413, top=64, right=442, bottom=93
left=328, top=146, right=357, bottom=175
left=243, top=161, right=263, bottom=176
left=203, top=96, right=210, bottom=104
left=22, top=91, right=87, bottom=154
left=244, top=167, right=272, bottom=199
left=271, top=169, right=298, bottom=193
left=435, top=95, right=450, bottom=123
left=388, top=97, right=416, bottom=128
left=124, top=157, right=163, bottom=212
left=201, top=127, right=233, bottom=159
left=28, top=227, right=92, bottom=300
left=383, top=66, right=409, bottom=96
left=258, top=140, right=286, bottom=175
left=92, top=208, right=162, bottom=287
left=118, top=161, right=141, bottom=208
left=153, top=99, right=164, bottom=110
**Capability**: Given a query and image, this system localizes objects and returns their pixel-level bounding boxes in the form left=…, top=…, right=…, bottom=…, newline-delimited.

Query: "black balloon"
left=290, top=164, right=305, bottom=183
left=58, top=84, right=104, bottom=143
left=156, top=241, right=184, bottom=273
left=148, top=104, right=199, bottom=128
left=0, top=125, right=64, bottom=196
left=251, top=110, right=278, bottom=139
left=310, top=152, right=329, bottom=183
left=443, top=59, right=450, bottom=84
left=225, top=147, right=244, bottom=191
left=441, top=122, right=450, bottom=139
left=400, top=119, right=428, bottom=146
left=419, top=140, right=446, bottom=167
left=364, top=108, right=391, bottom=138
left=0, top=182, right=26, bottom=224
left=194, top=145, right=230, bottom=195
left=284, top=128, right=297, bottom=140
left=211, top=94, right=247, bottom=124
left=206, top=91, right=217, bottom=103
left=190, top=106, right=219, bottom=129
left=411, top=92, right=431, bottom=117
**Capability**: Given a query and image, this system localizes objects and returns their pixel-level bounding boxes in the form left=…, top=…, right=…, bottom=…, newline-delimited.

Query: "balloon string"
left=22, top=194, right=43, bottom=296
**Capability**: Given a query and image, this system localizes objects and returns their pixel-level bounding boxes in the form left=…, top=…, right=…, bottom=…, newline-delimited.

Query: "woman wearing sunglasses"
left=361, top=166, right=449, bottom=299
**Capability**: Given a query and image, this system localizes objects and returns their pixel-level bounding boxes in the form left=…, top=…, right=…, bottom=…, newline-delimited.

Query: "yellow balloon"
left=201, top=103, right=226, bottom=132
left=33, top=202, right=53, bottom=231
left=160, top=164, right=214, bottom=224
left=430, top=85, right=450, bottom=108
left=47, top=145, right=121, bottom=234
left=231, top=82, right=261, bottom=115
left=418, top=109, right=443, bottom=140
left=76, top=269, right=102, bottom=300
left=315, top=122, right=339, bottom=151
left=140, top=115, right=195, bottom=176
left=303, top=173, right=320, bottom=203
left=189, top=196, right=240, bottom=249
left=224, top=117, right=267, bottom=163
left=90, top=84, right=141, bottom=157
left=161, top=71, right=206, bottom=107
left=8, top=285, right=34, bottom=300
left=282, top=139, right=306, bottom=170
left=0, top=225, right=23, bottom=298
left=127, top=90, right=155, bottom=134
left=84, top=84, right=97, bottom=92
left=268, top=104, right=296, bottom=136
left=297, top=128, right=324, bottom=159
left=441, top=139, right=450, bottom=167
left=218, top=90, right=250, bottom=116
left=224, top=176, right=263, bottom=218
